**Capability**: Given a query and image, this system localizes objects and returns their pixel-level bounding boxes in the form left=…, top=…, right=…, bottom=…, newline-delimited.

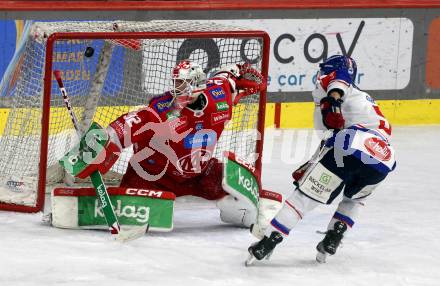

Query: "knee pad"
left=216, top=195, right=257, bottom=228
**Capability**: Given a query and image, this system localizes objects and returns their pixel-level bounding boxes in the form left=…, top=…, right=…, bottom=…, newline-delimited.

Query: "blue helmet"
left=319, top=55, right=357, bottom=84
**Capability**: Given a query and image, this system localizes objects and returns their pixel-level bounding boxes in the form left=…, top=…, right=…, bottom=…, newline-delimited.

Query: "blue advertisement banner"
left=0, top=20, right=126, bottom=98
left=0, top=20, right=18, bottom=82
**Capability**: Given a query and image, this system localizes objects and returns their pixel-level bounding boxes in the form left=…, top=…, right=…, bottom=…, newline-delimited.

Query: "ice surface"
left=1, top=126, right=439, bottom=286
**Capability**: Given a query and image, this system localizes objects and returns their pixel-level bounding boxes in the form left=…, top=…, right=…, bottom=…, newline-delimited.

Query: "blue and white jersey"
left=313, top=71, right=396, bottom=174
left=327, top=126, right=396, bottom=174
left=313, top=71, right=392, bottom=141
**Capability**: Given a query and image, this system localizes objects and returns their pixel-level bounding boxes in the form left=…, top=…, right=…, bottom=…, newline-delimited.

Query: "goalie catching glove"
left=219, top=152, right=282, bottom=238
left=215, top=63, right=267, bottom=105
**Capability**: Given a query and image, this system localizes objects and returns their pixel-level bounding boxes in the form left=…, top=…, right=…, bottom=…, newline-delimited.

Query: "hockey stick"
left=53, top=70, right=147, bottom=242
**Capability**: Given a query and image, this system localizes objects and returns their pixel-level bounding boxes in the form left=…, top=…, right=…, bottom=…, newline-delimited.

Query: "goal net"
left=0, top=21, right=269, bottom=213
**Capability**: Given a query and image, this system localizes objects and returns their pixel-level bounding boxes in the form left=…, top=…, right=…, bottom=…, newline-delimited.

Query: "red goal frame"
left=0, top=30, right=270, bottom=213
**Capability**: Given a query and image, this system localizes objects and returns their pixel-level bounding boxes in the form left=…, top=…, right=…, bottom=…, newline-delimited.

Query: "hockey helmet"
left=319, top=55, right=357, bottom=83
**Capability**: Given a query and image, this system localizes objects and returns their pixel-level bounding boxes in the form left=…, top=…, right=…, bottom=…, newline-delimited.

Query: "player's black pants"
left=300, top=147, right=389, bottom=204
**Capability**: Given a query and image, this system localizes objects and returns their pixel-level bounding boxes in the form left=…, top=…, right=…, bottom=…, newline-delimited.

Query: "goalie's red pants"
left=120, top=158, right=227, bottom=200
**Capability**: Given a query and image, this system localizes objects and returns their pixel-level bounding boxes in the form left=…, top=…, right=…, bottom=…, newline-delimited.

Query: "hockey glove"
left=320, top=96, right=345, bottom=130
left=292, top=161, right=312, bottom=182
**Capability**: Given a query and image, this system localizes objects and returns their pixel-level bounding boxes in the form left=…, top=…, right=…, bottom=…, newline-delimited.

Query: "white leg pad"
left=216, top=195, right=257, bottom=227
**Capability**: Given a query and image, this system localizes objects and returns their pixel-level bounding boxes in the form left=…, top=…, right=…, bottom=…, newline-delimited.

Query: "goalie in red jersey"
left=72, top=60, right=282, bottom=229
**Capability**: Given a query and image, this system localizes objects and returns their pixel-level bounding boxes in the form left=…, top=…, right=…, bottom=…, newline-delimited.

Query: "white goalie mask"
left=171, top=60, right=207, bottom=109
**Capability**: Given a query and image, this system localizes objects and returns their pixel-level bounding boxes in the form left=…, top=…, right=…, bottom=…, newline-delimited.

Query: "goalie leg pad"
left=222, top=152, right=260, bottom=209
left=216, top=195, right=256, bottom=227
left=250, top=189, right=283, bottom=239
left=50, top=187, right=176, bottom=232
left=219, top=152, right=260, bottom=227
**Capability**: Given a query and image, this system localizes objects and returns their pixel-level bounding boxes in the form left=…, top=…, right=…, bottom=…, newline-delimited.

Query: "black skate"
left=245, top=231, right=283, bottom=266
left=316, top=221, right=348, bottom=263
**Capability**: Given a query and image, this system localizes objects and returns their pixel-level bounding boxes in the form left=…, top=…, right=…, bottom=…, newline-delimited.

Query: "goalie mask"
left=171, top=60, right=207, bottom=109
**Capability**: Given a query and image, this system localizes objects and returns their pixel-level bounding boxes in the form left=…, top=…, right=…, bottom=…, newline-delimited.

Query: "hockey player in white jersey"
left=246, top=55, right=396, bottom=265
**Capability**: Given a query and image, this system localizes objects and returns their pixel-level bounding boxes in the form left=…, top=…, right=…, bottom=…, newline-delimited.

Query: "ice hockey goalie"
left=60, top=60, right=281, bottom=231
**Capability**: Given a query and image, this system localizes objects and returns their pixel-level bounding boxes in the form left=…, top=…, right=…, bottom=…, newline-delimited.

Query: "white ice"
left=1, top=126, right=439, bottom=286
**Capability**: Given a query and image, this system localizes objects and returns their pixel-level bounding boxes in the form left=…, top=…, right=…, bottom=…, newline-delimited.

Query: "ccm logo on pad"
left=126, top=188, right=163, bottom=197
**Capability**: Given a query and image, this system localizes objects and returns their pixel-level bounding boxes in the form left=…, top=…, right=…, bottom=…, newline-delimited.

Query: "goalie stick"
left=53, top=70, right=148, bottom=242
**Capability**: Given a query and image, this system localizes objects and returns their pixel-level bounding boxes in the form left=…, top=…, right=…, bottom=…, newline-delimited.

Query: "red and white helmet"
left=172, top=60, right=206, bottom=97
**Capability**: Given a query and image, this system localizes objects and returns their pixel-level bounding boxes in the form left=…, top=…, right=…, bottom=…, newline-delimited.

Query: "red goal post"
left=0, top=22, right=270, bottom=213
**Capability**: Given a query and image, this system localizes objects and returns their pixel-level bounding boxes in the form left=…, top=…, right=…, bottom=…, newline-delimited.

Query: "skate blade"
left=265, top=250, right=274, bottom=260
left=245, top=254, right=257, bottom=267
left=316, top=251, right=327, bottom=263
